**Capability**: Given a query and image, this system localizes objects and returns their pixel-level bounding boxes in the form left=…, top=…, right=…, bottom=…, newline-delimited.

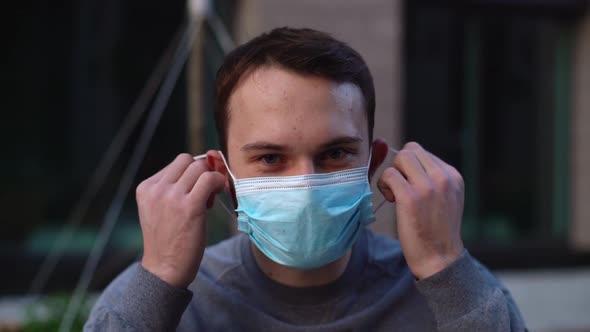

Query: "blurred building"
left=2, top=0, right=590, bottom=331
left=187, top=1, right=590, bottom=330
left=191, top=0, right=590, bottom=264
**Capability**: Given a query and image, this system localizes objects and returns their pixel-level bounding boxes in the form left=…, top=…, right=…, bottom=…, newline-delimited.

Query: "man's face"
left=225, top=66, right=370, bottom=179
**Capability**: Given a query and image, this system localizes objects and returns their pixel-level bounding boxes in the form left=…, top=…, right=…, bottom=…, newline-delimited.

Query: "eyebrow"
left=241, top=142, right=287, bottom=152
left=319, top=136, right=363, bottom=150
left=240, top=136, right=363, bottom=152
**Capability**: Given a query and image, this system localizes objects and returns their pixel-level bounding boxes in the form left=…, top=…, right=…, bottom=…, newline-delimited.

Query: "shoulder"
left=87, top=262, right=193, bottom=330
left=93, top=263, right=141, bottom=306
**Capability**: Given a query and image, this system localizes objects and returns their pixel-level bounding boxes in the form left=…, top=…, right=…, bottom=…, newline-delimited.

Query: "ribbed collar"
left=240, top=228, right=369, bottom=306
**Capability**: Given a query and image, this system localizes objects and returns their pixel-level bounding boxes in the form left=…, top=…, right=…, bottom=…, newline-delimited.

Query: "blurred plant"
left=22, top=293, right=94, bottom=332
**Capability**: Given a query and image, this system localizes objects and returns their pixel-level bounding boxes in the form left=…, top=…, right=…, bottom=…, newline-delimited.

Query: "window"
left=1, top=0, right=187, bottom=294
left=404, top=1, right=587, bottom=268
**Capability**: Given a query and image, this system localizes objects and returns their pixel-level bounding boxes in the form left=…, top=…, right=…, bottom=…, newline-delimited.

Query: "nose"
left=289, top=158, right=316, bottom=176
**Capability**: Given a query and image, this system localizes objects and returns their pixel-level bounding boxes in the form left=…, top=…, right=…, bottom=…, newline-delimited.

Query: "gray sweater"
left=85, top=229, right=527, bottom=331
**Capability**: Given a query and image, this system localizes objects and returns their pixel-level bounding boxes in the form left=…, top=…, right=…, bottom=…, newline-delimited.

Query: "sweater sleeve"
left=84, top=262, right=193, bottom=332
left=415, top=250, right=528, bottom=332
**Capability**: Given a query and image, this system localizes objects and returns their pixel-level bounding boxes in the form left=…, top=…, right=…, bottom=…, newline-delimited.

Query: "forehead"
left=226, top=66, right=368, bottom=149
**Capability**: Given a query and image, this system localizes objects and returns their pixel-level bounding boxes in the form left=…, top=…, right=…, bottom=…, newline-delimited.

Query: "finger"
left=392, top=149, right=429, bottom=186
left=176, top=159, right=209, bottom=193
left=404, top=142, right=445, bottom=177
left=189, top=171, right=226, bottom=206
left=377, top=178, right=395, bottom=202
left=162, top=154, right=195, bottom=183
left=377, top=167, right=413, bottom=202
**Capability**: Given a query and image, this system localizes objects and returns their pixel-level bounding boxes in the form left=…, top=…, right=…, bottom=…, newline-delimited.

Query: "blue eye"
left=324, top=148, right=346, bottom=160
left=261, top=154, right=281, bottom=164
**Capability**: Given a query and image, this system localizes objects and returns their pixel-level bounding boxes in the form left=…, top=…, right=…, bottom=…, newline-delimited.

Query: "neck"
left=250, top=242, right=351, bottom=288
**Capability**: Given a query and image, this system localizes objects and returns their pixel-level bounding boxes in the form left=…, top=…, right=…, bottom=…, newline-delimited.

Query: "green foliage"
left=22, top=293, right=93, bottom=332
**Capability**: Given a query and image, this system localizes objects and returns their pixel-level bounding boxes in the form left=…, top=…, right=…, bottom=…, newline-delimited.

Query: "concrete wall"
left=235, top=0, right=403, bottom=237
left=571, top=11, right=590, bottom=251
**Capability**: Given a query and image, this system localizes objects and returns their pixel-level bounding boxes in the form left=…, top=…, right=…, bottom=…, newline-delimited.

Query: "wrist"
left=141, top=259, right=189, bottom=289
left=412, top=247, right=464, bottom=280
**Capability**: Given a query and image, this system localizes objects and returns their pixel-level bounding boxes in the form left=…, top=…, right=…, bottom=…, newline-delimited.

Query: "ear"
left=368, top=138, right=389, bottom=182
left=205, top=150, right=230, bottom=189
left=205, top=150, right=238, bottom=209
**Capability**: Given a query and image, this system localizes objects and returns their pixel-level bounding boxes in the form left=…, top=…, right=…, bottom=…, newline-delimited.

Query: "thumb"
left=190, top=171, right=226, bottom=205
left=377, top=167, right=411, bottom=203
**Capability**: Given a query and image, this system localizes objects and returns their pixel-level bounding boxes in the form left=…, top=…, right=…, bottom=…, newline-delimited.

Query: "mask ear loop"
left=193, top=151, right=237, bottom=181
left=374, top=146, right=399, bottom=214
left=197, top=147, right=399, bottom=217
left=193, top=152, right=237, bottom=220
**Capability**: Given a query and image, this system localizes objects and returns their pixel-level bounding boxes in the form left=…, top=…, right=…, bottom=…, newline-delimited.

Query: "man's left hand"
left=377, top=142, right=465, bottom=280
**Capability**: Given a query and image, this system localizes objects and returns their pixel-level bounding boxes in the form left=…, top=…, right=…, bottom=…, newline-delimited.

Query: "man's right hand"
left=136, top=153, right=226, bottom=288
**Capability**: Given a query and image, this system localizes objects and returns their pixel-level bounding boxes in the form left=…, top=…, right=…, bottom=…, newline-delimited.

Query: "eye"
left=323, top=148, right=348, bottom=160
left=260, top=154, right=281, bottom=164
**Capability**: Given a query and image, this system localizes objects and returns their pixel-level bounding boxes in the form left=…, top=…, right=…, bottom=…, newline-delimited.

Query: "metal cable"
left=58, top=20, right=198, bottom=332
left=198, top=6, right=239, bottom=230
left=206, top=6, right=235, bottom=55
left=27, top=23, right=187, bottom=299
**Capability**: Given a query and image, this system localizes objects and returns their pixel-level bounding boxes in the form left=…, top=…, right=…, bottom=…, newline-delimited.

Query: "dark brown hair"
left=214, top=27, right=375, bottom=157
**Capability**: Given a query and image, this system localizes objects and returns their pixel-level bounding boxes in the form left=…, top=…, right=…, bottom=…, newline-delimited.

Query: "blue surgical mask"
left=220, top=152, right=375, bottom=270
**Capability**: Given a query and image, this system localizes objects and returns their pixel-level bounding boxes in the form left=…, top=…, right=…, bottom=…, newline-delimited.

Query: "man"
left=86, top=27, right=527, bottom=331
